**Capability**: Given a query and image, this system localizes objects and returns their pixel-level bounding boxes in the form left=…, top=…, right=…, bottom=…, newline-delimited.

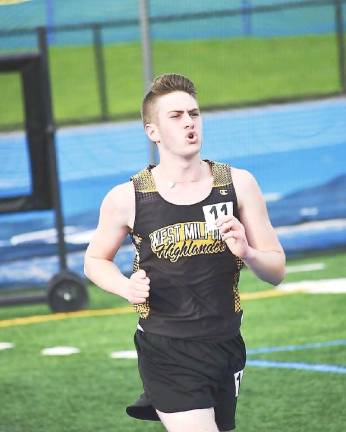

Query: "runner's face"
left=146, top=91, right=202, bottom=157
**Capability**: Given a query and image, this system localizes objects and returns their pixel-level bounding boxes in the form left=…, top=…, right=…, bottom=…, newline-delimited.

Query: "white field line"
left=110, top=350, right=137, bottom=359
left=41, top=346, right=80, bottom=356
left=0, top=342, right=14, bottom=350
left=278, top=278, right=346, bottom=294
left=276, top=218, right=346, bottom=234
left=285, top=263, right=325, bottom=273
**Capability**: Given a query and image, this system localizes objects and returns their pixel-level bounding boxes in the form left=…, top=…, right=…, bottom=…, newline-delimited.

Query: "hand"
left=126, top=269, right=150, bottom=304
left=216, top=215, right=250, bottom=259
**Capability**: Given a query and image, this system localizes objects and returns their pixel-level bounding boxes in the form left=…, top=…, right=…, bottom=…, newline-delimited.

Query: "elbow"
left=272, top=276, right=284, bottom=287
left=271, top=263, right=286, bottom=286
left=83, top=254, right=91, bottom=280
left=83, top=265, right=89, bottom=279
left=269, top=252, right=286, bottom=286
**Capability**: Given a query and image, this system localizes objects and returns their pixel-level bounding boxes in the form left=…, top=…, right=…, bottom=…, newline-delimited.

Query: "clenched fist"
left=126, top=269, right=150, bottom=304
left=216, top=215, right=250, bottom=259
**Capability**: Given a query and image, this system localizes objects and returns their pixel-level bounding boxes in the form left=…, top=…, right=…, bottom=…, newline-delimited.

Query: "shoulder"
left=103, top=181, right=134, bottom=206
left=231, top=167, right=257, bottom=188
left=230, top=167, right=263, bottom=207
left=101, top=181, right=135, bottom=228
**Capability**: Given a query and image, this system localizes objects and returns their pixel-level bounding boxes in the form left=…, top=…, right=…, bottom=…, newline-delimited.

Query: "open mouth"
left=186, top=131, right=197, bottom=142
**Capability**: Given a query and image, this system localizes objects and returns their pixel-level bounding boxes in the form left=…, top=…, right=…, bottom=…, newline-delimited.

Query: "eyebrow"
left=167, top=108, right=200, bottom=114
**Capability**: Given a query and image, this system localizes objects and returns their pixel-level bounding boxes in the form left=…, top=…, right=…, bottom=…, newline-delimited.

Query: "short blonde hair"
left=141, top=73, right=197, bottom=125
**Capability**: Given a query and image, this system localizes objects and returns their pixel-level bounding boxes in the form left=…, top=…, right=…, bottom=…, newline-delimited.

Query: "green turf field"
left=0, top=249, right=345, bottom=432
left=0, top=34, right=341, bottom=128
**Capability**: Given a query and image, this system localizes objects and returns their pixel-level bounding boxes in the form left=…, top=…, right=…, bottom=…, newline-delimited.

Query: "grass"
left=0, top=249, right=345, bottom=431
left=0, top=31, right=344, bottom=432
left=0, top=33, right=341, bottom=128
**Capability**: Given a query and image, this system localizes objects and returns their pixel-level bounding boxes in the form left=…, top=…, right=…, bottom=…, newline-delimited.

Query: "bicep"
left=237, top=171, right=283, bottom=253
left=85, top=189, right=130, bottom=261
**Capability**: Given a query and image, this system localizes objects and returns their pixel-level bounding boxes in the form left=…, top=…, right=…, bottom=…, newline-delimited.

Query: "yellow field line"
left=0, top=289, right=300, bottom=329
left=240, top=288, right=303, bottom=300
left=0, top=305, right=133, bottom=328
left=0, top=0, right=30, bottom=5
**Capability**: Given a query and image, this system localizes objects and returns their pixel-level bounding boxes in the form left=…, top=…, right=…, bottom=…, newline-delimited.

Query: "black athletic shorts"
left=126, top=329, right=246, bottom=431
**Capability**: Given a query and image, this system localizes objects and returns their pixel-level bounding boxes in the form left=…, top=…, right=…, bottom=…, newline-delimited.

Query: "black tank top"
left=130, top=160, right=244, bottom=341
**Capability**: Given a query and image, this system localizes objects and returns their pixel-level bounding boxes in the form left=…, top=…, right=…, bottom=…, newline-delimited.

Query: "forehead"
left=156, top=91, right=198, bottom=114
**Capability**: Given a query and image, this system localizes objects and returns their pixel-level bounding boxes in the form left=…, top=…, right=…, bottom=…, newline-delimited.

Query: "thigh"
left=156, top=407, right=219, bottom=432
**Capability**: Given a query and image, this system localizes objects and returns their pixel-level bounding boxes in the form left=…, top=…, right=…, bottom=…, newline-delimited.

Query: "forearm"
left=84, top=255, right=130, bottom=299
left=242, top=246, right=286, bottom=286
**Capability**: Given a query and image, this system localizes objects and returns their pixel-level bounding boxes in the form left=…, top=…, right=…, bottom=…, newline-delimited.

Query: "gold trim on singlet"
left=131, top=160, right=234, bottom=193
left=233, top=256, right=245, bottom=312
left=131, top=233, right=150, bottom=319
left=131, top=167, right=156, bottom=193
left=210, top=161, right=234, bottom=187
left=211, top=162, right=244, bottom=312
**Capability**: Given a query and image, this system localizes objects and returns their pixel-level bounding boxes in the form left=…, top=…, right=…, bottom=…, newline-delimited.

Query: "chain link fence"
left=0, top=0, right=345, bottom=130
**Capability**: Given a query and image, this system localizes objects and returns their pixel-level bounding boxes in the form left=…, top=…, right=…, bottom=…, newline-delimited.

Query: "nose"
left=183, top=112, right=194, bottom=129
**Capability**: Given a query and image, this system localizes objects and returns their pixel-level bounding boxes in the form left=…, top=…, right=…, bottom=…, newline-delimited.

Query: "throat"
left=160, top=179, right=214, bottom=205
left=163, top=162, right=204, bottom=188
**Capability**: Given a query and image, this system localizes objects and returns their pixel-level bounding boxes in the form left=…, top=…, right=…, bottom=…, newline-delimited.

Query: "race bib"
left=202, top=201, right=233, bottom=232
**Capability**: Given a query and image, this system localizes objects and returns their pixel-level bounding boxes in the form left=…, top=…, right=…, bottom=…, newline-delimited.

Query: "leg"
left=156, top=407, right=219, bottom=432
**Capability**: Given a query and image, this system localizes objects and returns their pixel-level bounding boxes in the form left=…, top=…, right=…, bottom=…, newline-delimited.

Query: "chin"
left=183, top=146, right=201, bottom=157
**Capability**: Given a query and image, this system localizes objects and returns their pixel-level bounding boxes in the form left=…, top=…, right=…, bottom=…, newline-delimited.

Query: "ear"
left=144, top=123, right=160, bottom=143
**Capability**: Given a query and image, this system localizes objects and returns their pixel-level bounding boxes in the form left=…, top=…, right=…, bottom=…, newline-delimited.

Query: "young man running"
left=84, top=73, right=286, bottom=432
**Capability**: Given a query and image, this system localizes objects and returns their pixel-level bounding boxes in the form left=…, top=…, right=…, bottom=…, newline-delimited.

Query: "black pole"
left=335, top=0, right=346, bottom=93
left=37, top=26, right=67, bottom=270
left=93, top=24, right=109, bottom=120
left=139, top=0, right=158, bottom=165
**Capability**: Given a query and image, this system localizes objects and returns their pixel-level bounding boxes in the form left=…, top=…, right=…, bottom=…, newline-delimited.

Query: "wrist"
left=115, top=274, right=131, bottom=300
left=242, top=246, right=255, bottom=263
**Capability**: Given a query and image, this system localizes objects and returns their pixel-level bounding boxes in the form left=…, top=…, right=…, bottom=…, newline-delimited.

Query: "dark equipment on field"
left=0, top=28, right=88, bottom=313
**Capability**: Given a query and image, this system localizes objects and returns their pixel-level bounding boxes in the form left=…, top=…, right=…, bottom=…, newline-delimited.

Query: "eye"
left=191, top=112, right=199, bottom=117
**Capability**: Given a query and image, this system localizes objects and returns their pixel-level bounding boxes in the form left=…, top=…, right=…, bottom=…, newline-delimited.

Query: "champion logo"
left=220, top=189, right=228, bottom=195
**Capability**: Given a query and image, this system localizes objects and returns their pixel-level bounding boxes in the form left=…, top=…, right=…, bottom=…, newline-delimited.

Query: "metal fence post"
left=139, top=0, right=157, bottom=165
left=38, top=26, right=67, bottom=270
left=93, top=24, right=109, bottom=120
left=335, top=0, right=346, bottom=93
left=45, top=0, right=55, bottom=45
left=242, top=0, right=252, bottom=36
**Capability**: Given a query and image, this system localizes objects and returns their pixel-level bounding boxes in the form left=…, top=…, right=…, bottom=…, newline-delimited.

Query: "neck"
left=156, top=155, right=203, bottom=183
